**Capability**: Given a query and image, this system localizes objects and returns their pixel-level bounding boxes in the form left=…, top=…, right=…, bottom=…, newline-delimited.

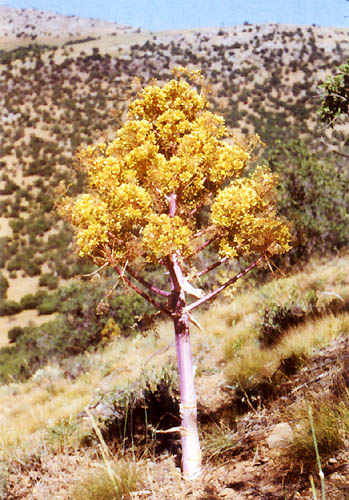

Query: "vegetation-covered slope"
left=1, top=252, right=348, bottom=499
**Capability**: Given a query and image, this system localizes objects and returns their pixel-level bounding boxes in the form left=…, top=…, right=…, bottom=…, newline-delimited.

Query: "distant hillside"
left=0, top=5, right=143, bottom=48
left=0, top=7, right=348, bottom=333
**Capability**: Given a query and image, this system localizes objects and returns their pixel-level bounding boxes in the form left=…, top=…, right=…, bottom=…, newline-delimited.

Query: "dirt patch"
left=6, top=275, right=40, bottom=301
left=3, top=450, right=98, bottom=500
left=0, top=310, right=56, bottom=347
left=0, top=217, right=12, bottom=238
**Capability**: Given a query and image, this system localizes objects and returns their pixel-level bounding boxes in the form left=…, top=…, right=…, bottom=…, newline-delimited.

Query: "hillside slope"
left=1, top=252, right=348, bottom=499
left=0, top=5, right=143, bottom=48
left=0, top=10, right=348, bottom=338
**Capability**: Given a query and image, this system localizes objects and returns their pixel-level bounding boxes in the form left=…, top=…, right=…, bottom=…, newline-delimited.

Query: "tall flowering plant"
left=59, top=68, right=291, bottom=479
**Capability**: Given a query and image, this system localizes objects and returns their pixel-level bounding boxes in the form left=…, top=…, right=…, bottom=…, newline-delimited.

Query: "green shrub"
left=258, top=289, right=318, bottom=347
left=7, top=255, right=22, bottom=272
left=57, top=281, right=152, bottom=335
left=0, top=272, right=9, bottom=299
left=95, top=365, right=179, bottom=454
left=0, top=279, right=154, bottom=382
left=0, top=300, right=22, bottom=316
left=39, top=272, right=59, bottom=289
left=8, top=326, right=24, bottom=343
left=0, top=316, right=98, bottom=383
left=0, top=179, right=19, bottom=195
left=265, top=140, right=349, bottom=260
left=319, top=59, right=349, bottom=125
left=284, top=396, right=349, bottom=472
left=109, top=293, right=151, bottom=332
left=22, top=259, right=41, bottom=277
left=0, top=237, right=10, bottom=268
left=26, top=215, right=51, bottom=238
left=9, top=218, right=25, bottom=233
left=0, top=344, right=33, bottom=382
left=36, top=293, right=60, bottom=315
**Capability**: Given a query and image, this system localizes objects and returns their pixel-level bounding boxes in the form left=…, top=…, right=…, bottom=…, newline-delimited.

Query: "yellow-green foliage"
left=283, top=396, right=349, bottom=471
left=58, top=68, right=290, bottom=267
left=69, top=460, right=141, bottom=500
left=101, top=318, right=121, bottom=343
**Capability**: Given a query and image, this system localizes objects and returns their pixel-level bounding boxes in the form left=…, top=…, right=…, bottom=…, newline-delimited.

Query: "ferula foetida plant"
left=58, top=67, right=291, bottom=479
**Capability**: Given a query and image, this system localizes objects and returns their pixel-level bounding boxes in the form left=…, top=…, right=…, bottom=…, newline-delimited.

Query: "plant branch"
left=188, top=193, right=211, bottom=218
left=169, top=193, right=177, bottom=217
left=193, top=234, right=217, bottom=255
left=184, top=255, right=264, bottom=313
left=196, top=257, right=228, bottom=278
left=113, top=264, right=172, bottom=317
left=126, top=266, right=170, bottom=297
left=192, top=224, right=215, bottom=240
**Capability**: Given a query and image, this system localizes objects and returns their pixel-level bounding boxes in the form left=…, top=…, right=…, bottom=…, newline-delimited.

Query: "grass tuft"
left=282, top=394, right=349, bottom=473
left=68, top=460, right=141, bottom=500
left=202, top=420, right=239, bottom=463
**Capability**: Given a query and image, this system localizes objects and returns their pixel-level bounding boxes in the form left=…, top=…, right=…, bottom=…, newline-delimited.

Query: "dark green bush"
left=319, top=59, right=349, bottom=125
left=0, top=300, right=22, bottom=316
left=9, top=218, right=25, bottom=233
left=96, top=366, right=179, bottom=454
left=0, top=179, right=19, bottom=195
left=7, top=255, right=22, bottom=272
left=0, top=345, right=33, bottom=382
left=20, top=293, right=41, bottom=310
left=265, top=140, right=349, bottom=260
left=36, top=293, right=60, bottom=315
left=0, top=279, right=154, bottom=382
left=109, top=293, right=151, bottom=332
left=8, top=326, right=24, bottom=343
left=258, top=289, right=318, bottom=347
left=22, top=259, right=41, bottom=277
left=0, top=272, right=9, bottom=299
left=0, top=237, right=10, bottom=268
left=39, top=272, right=59, bottom=290
left=26, top=215, right=51, bottom=237
left=0, top=316, right=98, bottom=383
left=56, top=281, right=152, bottom=335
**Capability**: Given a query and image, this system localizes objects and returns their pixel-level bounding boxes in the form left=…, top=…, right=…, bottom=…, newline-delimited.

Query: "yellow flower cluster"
left=211, top=167, right=291, bottom=258
left=142, top=214, right=193, bottom=261
left=68, top=194, right=112, bottom=258
left=128, top=79, right=208, bottom=123
left=59, top=71, right=290, bottom=266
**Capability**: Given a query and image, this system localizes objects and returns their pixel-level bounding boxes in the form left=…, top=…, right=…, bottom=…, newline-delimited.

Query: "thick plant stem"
left=174, top=311, right=202, bottom=479
left=168, top=193, right=201, bottom=479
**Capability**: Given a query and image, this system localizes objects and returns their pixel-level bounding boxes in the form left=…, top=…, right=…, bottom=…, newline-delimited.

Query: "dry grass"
left=280, top=393, right=349, bottom=473
left=0, top=321, right=176, bottom=457
left=222, top=252, right=349, bottom=391
left=68, top=459, right=142, bottom=500
left=3, top=252, right=347, bottom=455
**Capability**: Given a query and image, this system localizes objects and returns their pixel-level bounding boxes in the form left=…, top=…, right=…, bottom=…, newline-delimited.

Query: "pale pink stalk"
left=168, top=257, right=202, bottom=479
left=174, top=309, right=201, bottom=479
left=168, top=192, right=201, bottom=478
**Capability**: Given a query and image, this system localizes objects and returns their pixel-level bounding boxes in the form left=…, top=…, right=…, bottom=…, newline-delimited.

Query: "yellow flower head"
left=142, top=214, right=193, bottom=261
left=59, top=72, right=290, bottom=266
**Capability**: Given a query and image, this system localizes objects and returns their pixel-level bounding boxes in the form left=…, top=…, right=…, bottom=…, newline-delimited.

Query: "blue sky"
left=1, top=0, right=349, bottom=30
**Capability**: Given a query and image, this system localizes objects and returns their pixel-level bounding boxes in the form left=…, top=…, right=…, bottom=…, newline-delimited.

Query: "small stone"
left=221, top=487, right=237, bottom=498
left=329, top=472, right=346, bottom=484
left=266, top=422, right=293, bottom=449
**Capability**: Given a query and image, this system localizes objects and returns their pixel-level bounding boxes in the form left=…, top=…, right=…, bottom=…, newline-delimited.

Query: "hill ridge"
left=0, top=4, right=144, bottom=43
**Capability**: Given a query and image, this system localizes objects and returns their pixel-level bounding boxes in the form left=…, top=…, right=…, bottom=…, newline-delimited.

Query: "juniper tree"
left=58, top=68, right=291, bottom=479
